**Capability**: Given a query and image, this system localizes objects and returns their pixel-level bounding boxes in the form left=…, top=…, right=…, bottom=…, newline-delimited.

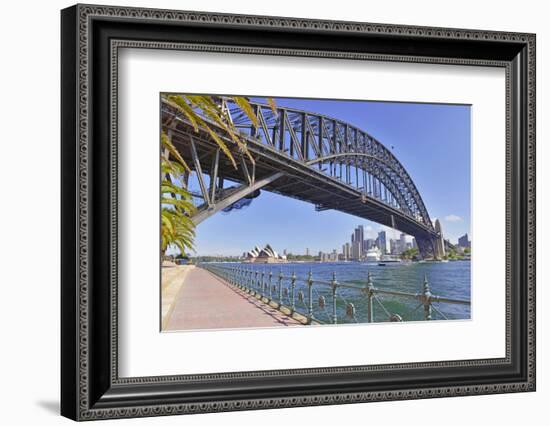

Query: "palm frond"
left=161, top=131, right=191, bottom=173
left=267, top=97, right=278, bottom=116
left=161, top=197, right=196, bottom=215
left=233, top=97, right=258, bottom=128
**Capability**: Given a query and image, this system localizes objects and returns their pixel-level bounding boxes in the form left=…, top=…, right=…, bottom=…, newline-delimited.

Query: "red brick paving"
left=165, top=267, right=301, bottom=331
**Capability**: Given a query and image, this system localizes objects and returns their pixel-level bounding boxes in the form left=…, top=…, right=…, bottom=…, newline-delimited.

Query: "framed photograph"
left=61, top=4, right=536, bottom=421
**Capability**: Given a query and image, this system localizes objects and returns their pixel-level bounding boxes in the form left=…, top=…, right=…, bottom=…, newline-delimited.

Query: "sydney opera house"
left=243, top=244, right=287, bottom=264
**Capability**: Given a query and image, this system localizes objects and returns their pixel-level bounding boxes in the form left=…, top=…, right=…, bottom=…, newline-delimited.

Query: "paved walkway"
left=164, top=266, right=301, bottom=331
left=161, top=264, right=193, bottom=330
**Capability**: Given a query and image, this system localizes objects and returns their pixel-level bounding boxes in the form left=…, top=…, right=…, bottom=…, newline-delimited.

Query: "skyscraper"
left=390, top=239, right=397, bottom=255
left=351, top=240, right=361, bottom=260
left=342, top=243, right=351, bottom=261
left=352, top=225, right=365, bottom=259
left=357, top=225, right=364, bottom=246
left=399, top=233, right=407, bottom=254
left=354, top=225, right=365, bottom=251
left=377, top=230, right=389, bottom=254
left=458, top=233, right=471, bottom=248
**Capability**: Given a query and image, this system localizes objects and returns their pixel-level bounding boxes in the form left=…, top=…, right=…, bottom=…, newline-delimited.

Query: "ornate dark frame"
left=61, top=3, right=536, bottom=421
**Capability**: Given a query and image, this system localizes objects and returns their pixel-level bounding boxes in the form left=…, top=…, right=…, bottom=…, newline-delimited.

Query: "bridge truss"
left=161, top=96, right=442, bottom=258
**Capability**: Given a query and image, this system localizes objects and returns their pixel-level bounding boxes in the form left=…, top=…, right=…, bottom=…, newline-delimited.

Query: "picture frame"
left=61, top=3, right=536, bottom=421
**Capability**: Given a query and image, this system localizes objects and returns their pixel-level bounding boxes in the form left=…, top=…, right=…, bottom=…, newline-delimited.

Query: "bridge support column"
left=433, top=237, right=446, bottom=260
left=433, top=219, right=446, bottom=260
left=415, top=236, right=434, bottom=260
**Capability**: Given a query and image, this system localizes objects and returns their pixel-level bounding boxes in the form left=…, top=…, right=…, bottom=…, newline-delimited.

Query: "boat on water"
left=378, top=255, right=402, bottom=266
left=365, top=248, right=382, bottom=263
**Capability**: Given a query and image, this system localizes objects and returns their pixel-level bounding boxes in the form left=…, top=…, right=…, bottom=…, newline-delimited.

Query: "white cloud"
left=444, top=214, right=463, bottom=222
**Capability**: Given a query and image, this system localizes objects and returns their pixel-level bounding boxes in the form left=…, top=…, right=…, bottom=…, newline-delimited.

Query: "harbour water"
left=218, top=261, right=471, bottom=324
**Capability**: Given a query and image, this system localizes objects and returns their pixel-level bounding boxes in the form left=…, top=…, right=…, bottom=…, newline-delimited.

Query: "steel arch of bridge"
left=161, top=96, right=439, bottom=256
left=224, top=97, right=434, bottom=231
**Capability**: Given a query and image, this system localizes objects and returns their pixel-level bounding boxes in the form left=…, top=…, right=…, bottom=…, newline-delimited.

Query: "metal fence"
left=200, top=263, right=470, bottom=325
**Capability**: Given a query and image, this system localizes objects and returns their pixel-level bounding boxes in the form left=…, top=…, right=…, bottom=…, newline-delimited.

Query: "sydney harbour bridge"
left=161, top=97, right=445, bottom=259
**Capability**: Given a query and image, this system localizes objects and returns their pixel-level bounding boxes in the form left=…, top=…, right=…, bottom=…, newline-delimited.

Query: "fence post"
left=278, top=269, right=283, bottom=303
left=261, top=269, right=265, bottom=296
left=331, top=271, right=338, bottom=324
left=290, top=271, right=296, bottom=313
left=307, top=269, right=314, bottom=324
left=367, top=271, right=374, bottom=323
left=268, top=270, right=273, bottom=299
left=422, top=274, right=432, bottom=320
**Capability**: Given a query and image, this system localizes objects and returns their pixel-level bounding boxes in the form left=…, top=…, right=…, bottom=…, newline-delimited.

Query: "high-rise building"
left=390, top=239, right=397, bottom=255
left=458, top=233, right=471, bottom=248
left=349, top=226, right=364, bottom=259
left=399, top=233, right=407, bottom=254
left=353, top=225, right=364, bottom=259
left=342, top=242, right=351, bottom=260
left=351, top=240, right=362, bottom=260
left=357, top=225, right=364, bottom=246
left=412, top=238, right=418, bottom=249
left=305, top=248, right=310, bottom=256
left=366, top=239, right=375, bottom=250
left=377, top=230, right=389, bottom=254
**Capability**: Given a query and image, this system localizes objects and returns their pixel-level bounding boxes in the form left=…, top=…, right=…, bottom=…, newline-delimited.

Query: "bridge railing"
left=199, top=263, right=470, bottom=325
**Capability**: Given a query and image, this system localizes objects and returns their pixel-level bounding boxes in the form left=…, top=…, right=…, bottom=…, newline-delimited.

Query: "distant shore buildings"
left=240, top=226, right=469, bottom=264
left=458, top=233, right=471, bottom=249
left=243, top=244, right=287, bottom=263
left=335, top=226, right=415, bottom=262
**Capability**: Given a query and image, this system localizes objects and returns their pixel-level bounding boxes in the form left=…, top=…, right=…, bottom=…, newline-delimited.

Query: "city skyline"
left=183, top=97, right=471, bottom=257
left=187, top=210, right=470, bottom=257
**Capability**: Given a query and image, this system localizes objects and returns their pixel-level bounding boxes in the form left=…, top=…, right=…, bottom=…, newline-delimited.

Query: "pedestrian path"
left=164, top=266, right=301, bottom=331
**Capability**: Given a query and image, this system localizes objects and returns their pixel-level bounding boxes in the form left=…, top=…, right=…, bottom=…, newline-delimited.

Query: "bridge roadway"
left=164, top=265, right=301, bottom=331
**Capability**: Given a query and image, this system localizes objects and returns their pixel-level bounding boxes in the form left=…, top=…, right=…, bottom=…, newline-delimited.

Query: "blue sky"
left=187, top=97, right=471, bottom=256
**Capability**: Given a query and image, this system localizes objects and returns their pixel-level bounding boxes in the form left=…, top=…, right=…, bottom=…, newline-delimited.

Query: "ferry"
left=378, top=255, right=402, bottom=266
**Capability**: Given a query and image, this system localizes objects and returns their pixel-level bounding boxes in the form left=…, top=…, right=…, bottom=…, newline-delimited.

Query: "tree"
left=160, top=132, right=196, bottom=255
left=400, top=248, right=419, bottom=260
left=160, top=95, right=275, bottom=256
left=445, top=249, right=459, bottom=260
